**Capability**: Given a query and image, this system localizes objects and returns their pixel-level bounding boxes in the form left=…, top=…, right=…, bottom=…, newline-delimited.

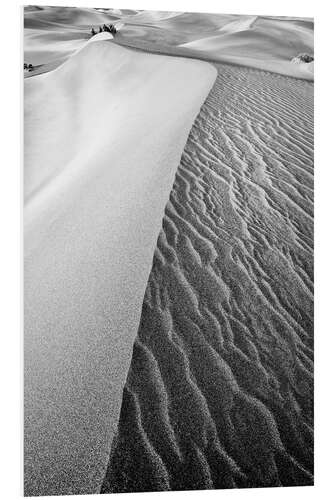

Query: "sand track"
left=102, top=64, right=313, bottom=492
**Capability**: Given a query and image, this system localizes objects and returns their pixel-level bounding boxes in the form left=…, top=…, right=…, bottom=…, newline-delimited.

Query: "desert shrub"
left=292, top=53, right=314, bottom=64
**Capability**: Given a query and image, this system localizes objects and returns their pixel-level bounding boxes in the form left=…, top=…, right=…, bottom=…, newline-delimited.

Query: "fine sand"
left=24, top=36, right=216, bottom=496
left=24, top=5, right=314, bottom=497
left=102, top=63, right=313, bottom=493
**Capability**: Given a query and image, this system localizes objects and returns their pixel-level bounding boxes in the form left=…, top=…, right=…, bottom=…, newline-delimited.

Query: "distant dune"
left=24, top=36, right=216, bottom=496
left=24, top=5, right=120, bottom=26
left=24, top=6, right=313, bottom=79
left=123, top=10, right=184, bottom=24
left=179, top=16, right=313, bottom=77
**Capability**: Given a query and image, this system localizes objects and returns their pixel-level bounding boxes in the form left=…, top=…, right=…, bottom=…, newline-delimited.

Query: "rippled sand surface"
left=102, top=64, right=314, bottom=492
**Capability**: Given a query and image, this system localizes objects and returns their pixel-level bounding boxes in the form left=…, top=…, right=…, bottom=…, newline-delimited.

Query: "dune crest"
left=24, top=39, right=216, bottom=496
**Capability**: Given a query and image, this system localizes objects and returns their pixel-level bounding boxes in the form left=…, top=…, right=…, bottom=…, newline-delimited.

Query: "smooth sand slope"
left=24, top=36, right=216, bottom=496
left=102, top=64, right=314, bottom=492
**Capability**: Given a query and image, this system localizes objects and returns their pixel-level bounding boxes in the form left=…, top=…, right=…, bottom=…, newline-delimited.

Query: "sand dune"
left=106, top=8, right=139, bottom=18
left=112, top=10, right=313, bottom=78
left=217, top=16, right=258, bottom=34
left=24, top=6, right=117, bottom=68
left=24, top=5, right=119, bottom=27
left=149, top=12, right=243, bottom=33
left=24, top=6, right=313, bottom=80
left=24, top=37, right=216, bottom=496
left=110, top=36, right=314, bottom=81
left=123, top=10, right=184, bottom=24
left=178, top=16, right=313, bottom=78
left=24, top=6, right=313, bottom=496
left=102, top=64, right=313, bottom=493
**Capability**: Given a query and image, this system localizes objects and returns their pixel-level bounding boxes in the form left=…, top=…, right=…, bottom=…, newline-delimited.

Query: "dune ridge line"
left=24, top=39, right=217, bottom=496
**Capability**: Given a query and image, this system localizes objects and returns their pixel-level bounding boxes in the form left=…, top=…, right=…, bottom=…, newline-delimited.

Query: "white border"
left=2, top=1, right=332, bottom=500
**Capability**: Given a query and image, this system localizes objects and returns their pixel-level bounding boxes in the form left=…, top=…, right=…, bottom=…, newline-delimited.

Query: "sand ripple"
left=102, top=64, right=313, bottom=492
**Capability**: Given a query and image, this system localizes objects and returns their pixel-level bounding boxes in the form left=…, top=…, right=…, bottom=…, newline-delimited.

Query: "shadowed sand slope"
left=102, top=65, right=313, bottom=492
left=24, top=39, right=216, bottom=496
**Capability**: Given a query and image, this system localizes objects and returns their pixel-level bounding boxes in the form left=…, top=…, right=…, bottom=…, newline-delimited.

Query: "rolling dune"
left=101, top=64, right=313, bottom=493
left=24, top=36, right=216, bottom=496
left=24, top=6, right=313, bottom=80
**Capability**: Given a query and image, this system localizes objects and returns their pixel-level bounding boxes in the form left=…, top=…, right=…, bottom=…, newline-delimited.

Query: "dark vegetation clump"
left=24, top=62, right=34, bottom=71
left=91, top=23, right=117, bottom=37
left=292, top=53, right=314, bottom=64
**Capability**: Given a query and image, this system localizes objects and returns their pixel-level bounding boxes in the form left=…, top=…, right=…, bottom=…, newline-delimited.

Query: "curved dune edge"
left=111, top=37, right=314, bottom=82
left=24, top=40, right=217, bottom=496
left=102, top=64, right=313, bottom=493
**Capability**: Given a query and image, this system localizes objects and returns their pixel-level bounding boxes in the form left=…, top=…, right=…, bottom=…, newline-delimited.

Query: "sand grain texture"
left=102, top=64, right=314, bottom=493
left=24, top=39, right=216, bottom=496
